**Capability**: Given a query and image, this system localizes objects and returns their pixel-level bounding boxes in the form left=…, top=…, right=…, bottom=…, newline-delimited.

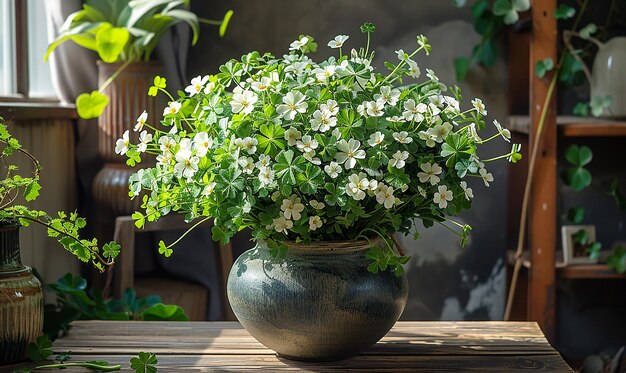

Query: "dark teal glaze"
left=227, top=240, right=408, bottom=361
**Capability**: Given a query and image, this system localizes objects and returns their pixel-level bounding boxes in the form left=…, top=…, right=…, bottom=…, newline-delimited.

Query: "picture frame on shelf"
left=561, top=225, right=599, bottom=265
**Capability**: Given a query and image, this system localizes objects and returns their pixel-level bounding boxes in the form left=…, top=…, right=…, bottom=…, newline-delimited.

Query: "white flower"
left=479, top=167, right=494, bottom=187
left=134, top=110, right=147, bottom=132
left=392, top=131, right=413, bottom=144
left=460, top=181, right=474, bottom=200
left=185, top=75, right=209, bottom=96
left=276, top=91, right=307, bottom=120
left=374, top=86, right=401, bottom=106
left=327, top=35, right=349, bottom=48
left=493, top=119, right=511, bottom=142
left=472, top=98, right=487, bottom=115
left=239, top=156, right=255, bottom=174
left=310, top=109, right=337, bottom=132
left=376, top=184, right=396, bottom=209
left=332, top=128, right=342, bottom=140
left=284, top=127, right=302, bottom=146
left=289, top=36, right=309, bottom=51
left=281, top=195, right=305, bottom=220
left=467, top=122, right=482, bottom=142
left=368, top=131, right=385, bottom=147
left=203, top=181, right=216, bottom=196
left=335, top=139, right=366, bottom=169
left=242, top=137, right=258, bottom=154
left=427, top=122, right=453, bottom=143
left=402, top=99, right=426, bottom=122
left=387, top=116, right=406, bottom=123
left=284, top=61, right=308, bottom=75
left=396, top=49, right=408, bottom=61
left=389, top=150, right=409, bottom=169
left=418, top=131, right=437, bottom=148
left=251, top=77, right=272, bottom=92
left=137, top=130, right=152, bottom=153
left=417, top=162, right=442, bottom=185
left=157, top=152, right=172, bottom=165
left=230, top=89, right=258, bottom=116
left=159, top=136, right=176, bottom=153
left=273, top=216, right=293, bottom=233
left=256, top=154, right=272, bottom=168
left=303, top=151, right=321, bottom=165
left=356, top=104, right=366, bottom=116
left=163, top=101, right=182, bottom=116
left=174, top=148, right=199, bottom=179
left=443, top=96, right=460, bottom=112
left=309, top=215, right=323, bottom=231
left=433, top=185, right=453, bottom=208
left=428, top=102, right=441, bottom=116
left=193, top=132, right=213, bottom=157
left=426, top=68, right=439, bottom=81
left=296, top=135, right=319, bottom=153
left=258, top=166, right=275, bottom=187
left=203, top=81, right=216, bottom=94
left=346, top=173, right=370, bottom=201
left=310, top=200, right=325, bottom=210
left=407, top=59, right=421, bottom=78
left=115, top=130, right=130, bottom=155
left=321, top=99, right=339, bottom=115
left=324, top=161, right=342, bottom=178
left=366, top=100, right=385, bottom=117
left=313, top=65, right=336, bottom=82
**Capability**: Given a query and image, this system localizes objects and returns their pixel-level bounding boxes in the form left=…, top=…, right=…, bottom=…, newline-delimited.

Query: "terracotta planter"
left=0, top=223, right=43, bottom=364
left=227, top=240, right=408, bottom=361
left=92, top=61, right=162, bottom=215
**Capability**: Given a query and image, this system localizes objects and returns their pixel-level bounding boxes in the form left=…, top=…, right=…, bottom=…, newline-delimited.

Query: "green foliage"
left=589, top=95, right=612, bottom=117
left=607, top=246, right=626, bottom=274
left=579, top=23, right=598, bottom=39
left=0, top=119, right=117, bottom=270
left=124, top=25, right=516, bottom=276
left=130, top=352, right=158, bottom=373
left=535, top=58, right=554, bottom=78
left=76, top=90, right=110, bottom=119
left=26, top=335, right=53, bottom=362
left=561, top=145, right=592, bottom=191
left=554, top=4, right=575, bottom=20
left=566, top=206, right=585, bottom=224
left=492, top=0, right=530, bottom=25
left=44, top=273, right=188, bottom=340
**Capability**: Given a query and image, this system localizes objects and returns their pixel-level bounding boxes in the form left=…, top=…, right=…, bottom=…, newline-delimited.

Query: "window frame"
left=1, top=0, right=58, bottom=103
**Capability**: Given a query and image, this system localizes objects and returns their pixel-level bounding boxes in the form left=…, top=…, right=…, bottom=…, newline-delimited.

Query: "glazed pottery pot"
left=227, top=240, right=408, bottom=361
left=591, top=37, right=626, bottom=117
left=0, top=224, right=43, bottom=364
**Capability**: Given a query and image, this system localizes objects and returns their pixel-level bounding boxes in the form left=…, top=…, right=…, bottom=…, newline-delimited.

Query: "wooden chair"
left=112, top=215, right=235, bottom=320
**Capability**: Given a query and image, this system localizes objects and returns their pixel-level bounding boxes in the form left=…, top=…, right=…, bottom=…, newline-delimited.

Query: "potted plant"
left=45, top=0, right=233, bottom=215
left=0, top=118, right=119, bottom=364
left=119, top=24, right=520, bottom=360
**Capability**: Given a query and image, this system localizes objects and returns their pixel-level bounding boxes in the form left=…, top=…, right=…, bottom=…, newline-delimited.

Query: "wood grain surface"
left=5, top=321, right=572, bottom=372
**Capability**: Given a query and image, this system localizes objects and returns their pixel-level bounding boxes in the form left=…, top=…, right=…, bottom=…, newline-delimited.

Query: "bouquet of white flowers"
left=120, top=23, right=520, bottom=275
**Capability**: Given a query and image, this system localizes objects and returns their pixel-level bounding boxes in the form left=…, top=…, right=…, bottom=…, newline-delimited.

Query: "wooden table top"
left=8, top=321, right=572, bottom=372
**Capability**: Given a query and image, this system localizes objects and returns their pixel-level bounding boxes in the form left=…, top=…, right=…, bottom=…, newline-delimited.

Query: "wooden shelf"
left=509, top=116, right=626, bottom=137
left=507, top=250, right=626, bottom=280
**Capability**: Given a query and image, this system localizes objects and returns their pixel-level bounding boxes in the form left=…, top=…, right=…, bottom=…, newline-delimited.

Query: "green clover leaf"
left=26, top=335, right=53, bottom=362
left=535, top=58, right=554, bottom=78
left=95, top=26, right=130, bottom=63
left=76, top=90, right=109, bottom=119
left=554, top=4, right=575, bottom=20
left=130, top=352, right=158, bottom=373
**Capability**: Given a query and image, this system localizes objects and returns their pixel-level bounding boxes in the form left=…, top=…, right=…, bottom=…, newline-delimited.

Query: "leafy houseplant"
left=45, top=0, right=233, bottom=215
left=0, top=118, right=119, bottom=363
left=120, top=24, right=519, bottom=360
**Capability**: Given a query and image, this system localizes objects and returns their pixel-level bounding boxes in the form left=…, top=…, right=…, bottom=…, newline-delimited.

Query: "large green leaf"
left=140, top=304, right=189, bottom=321
left=76, top=90, right=109, bottom=119
left=163, top=9, right=199, bottom=45
left=96, top=26, right=130, bottom=62
left=45, top=21, right=102, bottom=61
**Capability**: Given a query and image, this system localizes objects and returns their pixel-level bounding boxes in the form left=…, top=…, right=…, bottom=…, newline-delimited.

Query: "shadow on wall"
left=186, top=0, right=510, bottom=321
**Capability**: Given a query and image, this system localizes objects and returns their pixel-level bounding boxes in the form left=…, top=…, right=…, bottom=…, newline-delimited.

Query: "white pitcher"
left=591, top=37, right=626, bottom=118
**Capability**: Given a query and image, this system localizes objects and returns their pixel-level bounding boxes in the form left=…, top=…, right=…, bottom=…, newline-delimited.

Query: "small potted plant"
left=120, top=23, right=520, bottom=360
left=0, top=118, right=119, bottom=364
left=45, top=0, right=233, bottom=215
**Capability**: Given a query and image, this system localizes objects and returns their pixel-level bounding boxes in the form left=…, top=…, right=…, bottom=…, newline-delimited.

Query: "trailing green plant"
left=45, top=0, right=234, bottom=119
left=0, top=118, right=119, bottom=271
left=452, top=0, right=623, bottom=117
left=44, top=273, right=189, bottom=340
left=17, top=336, right=157, bottom=373
left=561, top=144, right=626, bottom=274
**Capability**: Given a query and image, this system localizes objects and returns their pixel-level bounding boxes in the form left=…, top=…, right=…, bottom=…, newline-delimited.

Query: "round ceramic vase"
left=227, top=240, right=408, bottom=361
left=0, top=224, right=44, bottom=364
left=591, top=37, right=626, bottom=117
